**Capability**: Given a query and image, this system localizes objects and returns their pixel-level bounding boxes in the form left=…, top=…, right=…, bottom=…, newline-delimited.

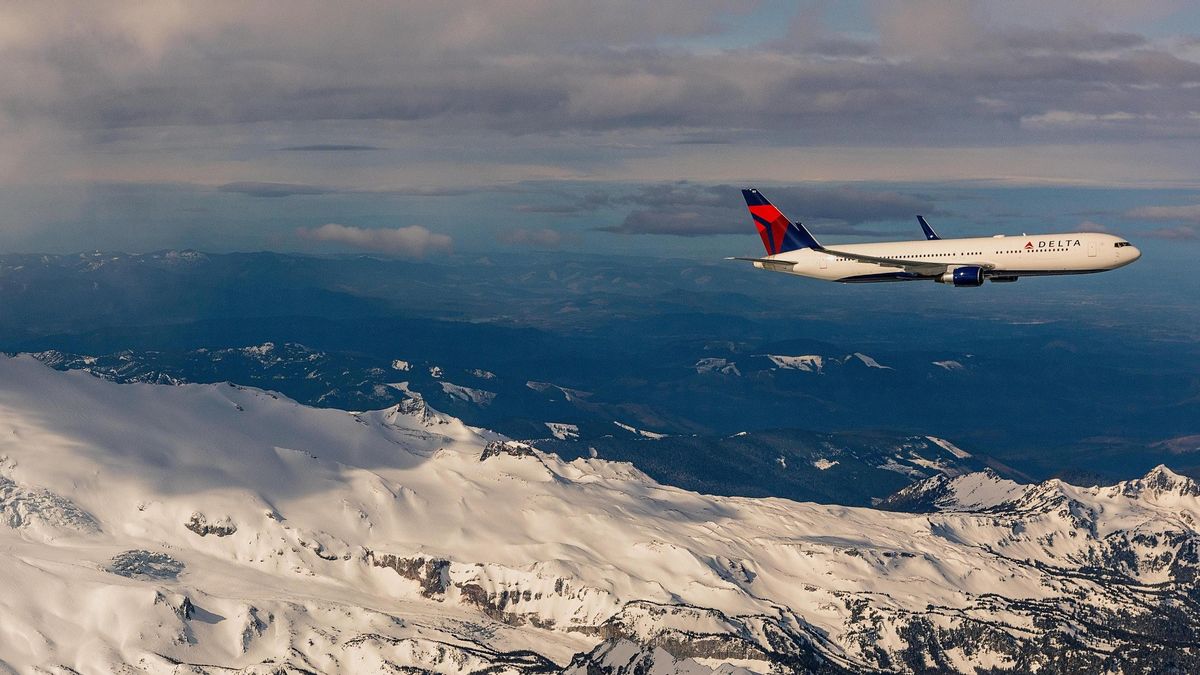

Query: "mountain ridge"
left=0, top=355, right=1197, bottom=673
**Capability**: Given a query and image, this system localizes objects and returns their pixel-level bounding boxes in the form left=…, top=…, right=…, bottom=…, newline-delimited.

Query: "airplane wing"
left=726, top=256, right=797, bottom=272
left=820, top=248, right=995, bottom=275
left=730, top=251, right=996, bottom=276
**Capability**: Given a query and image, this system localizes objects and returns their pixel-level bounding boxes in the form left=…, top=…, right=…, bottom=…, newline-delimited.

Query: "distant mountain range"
left=538, top=430, right=1011, bottom=506
left=24, top=344, right=1020, bottom=505
left=1, top=355, right=1198, bottom=673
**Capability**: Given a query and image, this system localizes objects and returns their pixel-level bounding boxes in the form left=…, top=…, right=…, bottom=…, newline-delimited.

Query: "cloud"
left=496, top=227, right=572, bottom=248
left=297, top=223, right=452, bottom=257
left=1111, top=205, right=1200, bottom=239
left=280, top=145, right=382, bottom=152
left=1126, top=204, right=1200, bottom=223
left=1144, top=225, right=1199, bottom=240
left=600, top=207, right=735, bottom=237
left=597, top=183, right=937, bottom=236
left=216, top=181, right=473, bottom=198
left=512, top=191, right=612, bottom=215
left=999, top=28, right=1146, bottom=53
left=218, top=182, right=333, bottom=198
left=513, top=204, right=589, bottom=215
left=5, top=3, right=1200, bottom=252
left=4, top=3, right=1200, bottom=145
left=669, top=134, right=736, bottom=145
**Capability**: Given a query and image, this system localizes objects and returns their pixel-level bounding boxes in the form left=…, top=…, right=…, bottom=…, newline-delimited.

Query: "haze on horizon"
left=3, top=1, right=1200, bottom=258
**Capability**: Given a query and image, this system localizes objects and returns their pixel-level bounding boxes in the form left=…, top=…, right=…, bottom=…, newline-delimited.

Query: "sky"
left=3, top=1, right=1200, bottom=258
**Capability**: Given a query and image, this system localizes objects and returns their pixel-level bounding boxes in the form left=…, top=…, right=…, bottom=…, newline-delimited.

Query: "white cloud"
left=1121, top=205, right=1200, bottom=239
left=1144, top=225, right=1199, bottom=240
left=1075, top=220, right=1112, bottom=233
left=297, top=223, right=452, bottom=257
left=1126, top=204, right=1200, bottom=223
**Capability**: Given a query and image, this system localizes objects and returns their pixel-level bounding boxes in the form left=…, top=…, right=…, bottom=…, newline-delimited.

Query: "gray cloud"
left=597, top=183, right=937, bottom=237
left=280, top=144, right=382, bottom=152
left=601, top=207, right=742, bottom=237
left=217, top=181, right=477, bottom=198
left=512, top=191, right=613, bottom=215
left=297, top=223, right=452, bottom=256
left=4, top=4, right=1199, bottom=145
left=669, top=134, right=736, bottom=145
left=999, top=29, right=1147, bottom=53
left=4, top=3, right=1200, bottom=255
left=513, top=204, right=589, bottom=215
left=496, top=227, right=573, bottom=248
left=218, top=182, right=333, bottom=198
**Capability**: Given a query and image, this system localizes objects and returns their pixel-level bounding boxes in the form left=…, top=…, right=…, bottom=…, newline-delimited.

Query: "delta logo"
left=1025, top=239, right=1081, bottom=250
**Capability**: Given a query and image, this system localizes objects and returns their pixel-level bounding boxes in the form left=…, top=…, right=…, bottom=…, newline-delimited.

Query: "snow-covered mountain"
left=0, top=355, right=1196, bottom=673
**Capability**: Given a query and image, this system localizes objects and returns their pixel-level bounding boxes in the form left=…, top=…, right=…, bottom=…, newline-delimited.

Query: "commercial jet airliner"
left=732, top=188, right=1140, bottom=286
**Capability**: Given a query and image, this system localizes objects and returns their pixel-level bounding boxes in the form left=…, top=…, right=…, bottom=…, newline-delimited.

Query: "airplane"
left=732, top=188, right=1140, bottom=286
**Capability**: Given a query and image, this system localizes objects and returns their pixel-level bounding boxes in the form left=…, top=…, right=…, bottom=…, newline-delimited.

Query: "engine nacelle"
left=937, top=266, right=985, bottom=287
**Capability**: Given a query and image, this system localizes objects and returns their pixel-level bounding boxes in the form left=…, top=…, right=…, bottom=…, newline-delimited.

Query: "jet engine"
left=938, top=266, right=985, bottom=287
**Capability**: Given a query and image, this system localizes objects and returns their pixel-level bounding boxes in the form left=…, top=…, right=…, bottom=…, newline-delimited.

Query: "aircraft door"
left=1087, top=242, right=1097, bottom=257
left=820, top=255, right=828, bottom=269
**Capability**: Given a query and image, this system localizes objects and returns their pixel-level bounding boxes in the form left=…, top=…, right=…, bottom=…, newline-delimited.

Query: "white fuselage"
left=756, top=232, right=1141, bottom=283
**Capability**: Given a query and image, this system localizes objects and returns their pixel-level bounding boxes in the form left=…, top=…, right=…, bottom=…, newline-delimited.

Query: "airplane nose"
left=1130, top=246, right=1142, bottom=262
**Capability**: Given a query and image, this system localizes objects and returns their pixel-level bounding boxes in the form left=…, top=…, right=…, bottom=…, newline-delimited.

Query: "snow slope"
left=844, top=352, right=891, bottom=369
left=439, top=381, right=497, bottom=406
left=766, top=355, right=823, bottom=373
left=0, top=355, right=1196, bottom=673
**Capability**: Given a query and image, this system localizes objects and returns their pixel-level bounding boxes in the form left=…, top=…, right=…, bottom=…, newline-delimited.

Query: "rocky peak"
left=388, top=395, right=447, bottom=427
left=1117, top=465, right=1200, bottom=499
left=878, top=468, right=1010, bottom=513
left=877, top=474, right=956, bottom=513
left=480, top=440, right=538, bottom=462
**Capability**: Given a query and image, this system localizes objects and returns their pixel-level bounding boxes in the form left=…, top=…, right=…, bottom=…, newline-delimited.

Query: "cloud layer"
left=5, top=3, right=1200, bottom=146
left=496, top=227, right=572, bottom=248
left=297, top=224, right=452, bottom=257
left=1124, top=204, right=1200, bottom=239
left=2, top=3, right=1200, bottom=252
left=1127, top=204, right=1200, bottom=223
left=597, top=183, right=937, bottom=237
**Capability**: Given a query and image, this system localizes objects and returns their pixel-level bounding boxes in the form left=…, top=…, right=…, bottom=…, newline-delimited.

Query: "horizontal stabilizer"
left=726, top=256, right=797, bottom=272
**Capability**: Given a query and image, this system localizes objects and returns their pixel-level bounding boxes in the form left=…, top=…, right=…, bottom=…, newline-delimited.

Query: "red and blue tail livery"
left=742, top=188, right=820, bottom=254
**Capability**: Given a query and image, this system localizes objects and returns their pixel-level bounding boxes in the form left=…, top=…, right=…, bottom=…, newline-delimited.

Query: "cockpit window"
left=1115, top=241, right=1132, bottom=248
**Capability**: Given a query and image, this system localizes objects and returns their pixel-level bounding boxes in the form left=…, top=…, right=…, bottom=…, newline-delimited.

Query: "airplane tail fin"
left=917, top=215, right=940, bottom=240
left=742, top=188, right=820, bottom=255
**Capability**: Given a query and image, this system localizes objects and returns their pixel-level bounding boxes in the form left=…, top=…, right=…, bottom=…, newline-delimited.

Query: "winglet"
left=917, top=215, right=940, bottom=241
left=742, top=188, right=821, bottom=255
